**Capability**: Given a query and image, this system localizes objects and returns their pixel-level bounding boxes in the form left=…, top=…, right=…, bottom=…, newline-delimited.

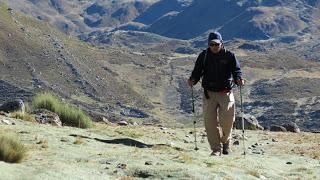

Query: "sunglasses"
left=209, top=43, right=221, bottom=47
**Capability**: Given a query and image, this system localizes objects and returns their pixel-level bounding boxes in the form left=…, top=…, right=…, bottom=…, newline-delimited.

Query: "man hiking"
left=187, top=31, right=244, bottom=156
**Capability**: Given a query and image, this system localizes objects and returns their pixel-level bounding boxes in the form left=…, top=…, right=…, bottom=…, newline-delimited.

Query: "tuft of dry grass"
left=0, top=134, right=27, bottom=163
left=33, top=93, right=93, bottom=128
left=10, top=112, right=35, bottom=122
left=177, top=152, right=193, bottom=164
left=36, top=139, right=49, bottom=149
left=115, top=127, right=144, bottom=138
left=73, top=136, right=84, bottom=145
left=247, top=170, right=261, bottom=178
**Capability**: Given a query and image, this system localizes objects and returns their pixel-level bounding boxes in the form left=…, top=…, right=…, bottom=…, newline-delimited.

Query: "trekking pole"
left=240, top=85, right=246, bottom=156
left=191, top=87, right=199, bottom=151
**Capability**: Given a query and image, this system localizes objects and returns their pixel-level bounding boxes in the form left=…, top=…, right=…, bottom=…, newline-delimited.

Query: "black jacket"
left=190, top=48, right=242, bottom=92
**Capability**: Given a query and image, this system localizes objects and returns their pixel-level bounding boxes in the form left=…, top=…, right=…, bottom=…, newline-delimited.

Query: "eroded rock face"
left=0, top=99, right=25, bottom=113
left=234, top=113, right=264, bottom=130
left=33, top=109, right=62, bottom=126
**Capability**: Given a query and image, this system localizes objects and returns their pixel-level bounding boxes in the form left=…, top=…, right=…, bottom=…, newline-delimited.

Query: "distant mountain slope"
left=0, top=0, right=154, bottom=35
left=2, top=0, right=319, bottom=42
left=134, top=0, right=191, bottom=25
left=144, top=0, right=319, bottom=40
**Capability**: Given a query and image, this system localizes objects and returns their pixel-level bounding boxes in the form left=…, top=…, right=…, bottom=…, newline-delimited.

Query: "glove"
left=235, top=79, right=245, bottom=86
left=187, top=78, right=195, bottom=87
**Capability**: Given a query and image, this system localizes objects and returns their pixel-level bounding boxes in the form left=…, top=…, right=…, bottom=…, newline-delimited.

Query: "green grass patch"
left=0, top=133, right=27, bottom=163
left=32, top=93, right=93, bottom=128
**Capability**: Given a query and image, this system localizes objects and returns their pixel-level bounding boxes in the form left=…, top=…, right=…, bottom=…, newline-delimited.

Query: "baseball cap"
left=208, top=32, right=222, bottom=44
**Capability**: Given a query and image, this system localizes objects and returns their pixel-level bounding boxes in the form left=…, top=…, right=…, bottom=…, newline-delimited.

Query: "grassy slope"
left=0, top=116, right=319, bottom=179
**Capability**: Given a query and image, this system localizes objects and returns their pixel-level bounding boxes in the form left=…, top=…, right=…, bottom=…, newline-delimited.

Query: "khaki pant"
left=203, top=90, right=235, bottom=151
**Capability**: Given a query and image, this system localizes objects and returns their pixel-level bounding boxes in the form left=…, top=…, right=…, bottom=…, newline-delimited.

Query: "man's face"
left=209, top=42, right=222, bottom=53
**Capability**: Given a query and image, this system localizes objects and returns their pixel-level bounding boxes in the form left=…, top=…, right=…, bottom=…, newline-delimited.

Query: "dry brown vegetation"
left=0, top=133, right=27, bottom=163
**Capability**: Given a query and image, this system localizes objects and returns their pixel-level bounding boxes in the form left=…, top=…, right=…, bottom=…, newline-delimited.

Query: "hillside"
left=1, top=3, right=320, bottom=132
left=1, top=115, right=319, bottom=179
left=0, top=5, right=162, bottom=124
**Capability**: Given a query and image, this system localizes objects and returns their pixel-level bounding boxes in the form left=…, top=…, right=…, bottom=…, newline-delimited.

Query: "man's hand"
left=235, top=79, right=245, bottom=86
left=187, top=78, right=195, bottom=87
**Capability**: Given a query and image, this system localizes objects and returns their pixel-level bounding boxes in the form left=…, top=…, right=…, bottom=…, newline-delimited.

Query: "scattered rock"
left=19, top=131, right=30, bottom=134
left=233, top=140, right=240, bottom=145
left=145, top=161, right=152, bottom=165
left=60, top=137, right=69, bottom=142
left=117, top=120, right=128, bottom=126
left=133, top=170, right=153, bottom=178
left=34, top=109, right=62, bottom=126
left=234, top=114, right=263, bottom=130
left=101, top=117, right=111, bottom=124
left=286, top=162, right=293, bottom=165
left=0, top=99, right=25, bottom=113
left=116, top=163, right=127, bottom=169
left=252, top=151, right=261, bottom=154
left=1, top=119, right=15, bottom=125
left=272, top=138, right=278, bottom=142
left=270, top=125, right=287, bottom=132
left=0, top=111, right=9, bottom=116
left=99, top=160, right=112, bottom=165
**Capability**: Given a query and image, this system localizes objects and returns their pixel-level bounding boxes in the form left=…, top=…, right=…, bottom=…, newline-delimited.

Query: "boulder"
left=270, top=125, right=287, bottom=132
left=234, top=113, right=264, bottom=130
left=282, top=122, right=300, bottom=133
left=0, top=99, right=25, bottom=113
left=33, top=109, right=62, bottom=126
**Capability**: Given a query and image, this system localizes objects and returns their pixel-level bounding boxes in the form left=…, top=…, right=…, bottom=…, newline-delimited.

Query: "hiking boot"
left=210, top=150, right=221, bottom=156
left=222, top=143, right=232, bottom=155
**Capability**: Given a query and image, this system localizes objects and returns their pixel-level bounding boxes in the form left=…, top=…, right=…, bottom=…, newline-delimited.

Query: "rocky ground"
left=1, top=115, right=319, bottom=179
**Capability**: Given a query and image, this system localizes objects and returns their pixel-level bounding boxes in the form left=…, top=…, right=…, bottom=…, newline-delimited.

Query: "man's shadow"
left=69, top=134, right=185, bottom=151
left=70, top=134, right=153, bottom=148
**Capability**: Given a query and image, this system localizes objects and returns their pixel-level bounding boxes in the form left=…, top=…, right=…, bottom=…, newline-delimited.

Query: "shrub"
left=32, top=93, right=93, bottom=128
left=0, top=134, right=27, bottom=163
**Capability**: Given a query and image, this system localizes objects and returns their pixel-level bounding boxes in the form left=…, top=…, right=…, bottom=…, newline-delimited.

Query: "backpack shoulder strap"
left=202, top=49, right=208, bottom=68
